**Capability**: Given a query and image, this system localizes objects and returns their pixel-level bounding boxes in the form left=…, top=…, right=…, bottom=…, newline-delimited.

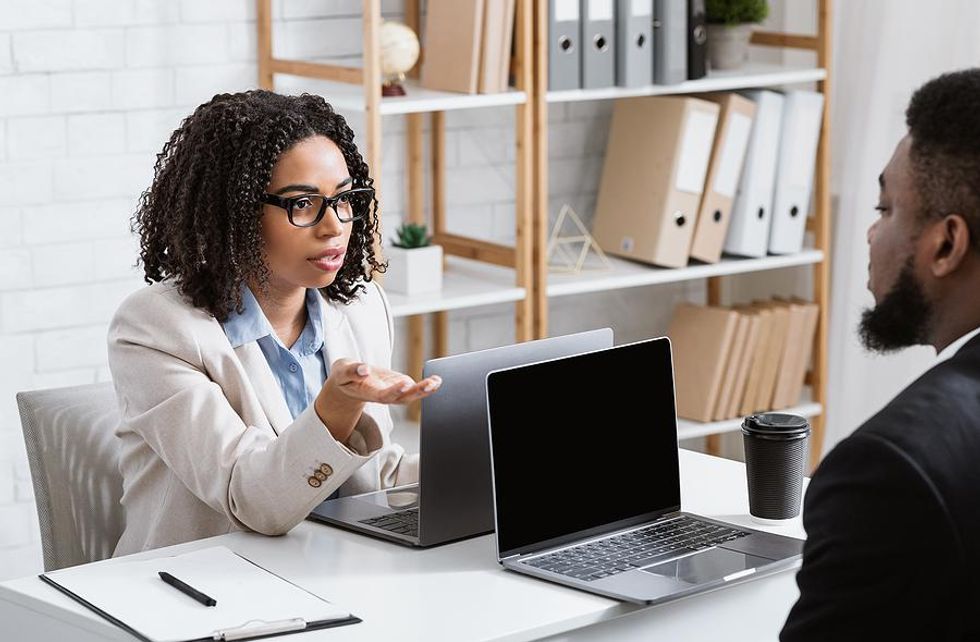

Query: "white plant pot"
left=384, top=244, right=443, bottom=295
left=706, top=23, right=754, bottom=71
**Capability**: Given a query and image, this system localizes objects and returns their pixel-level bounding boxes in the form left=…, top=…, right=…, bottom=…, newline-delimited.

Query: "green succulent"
left=392, top=222, right=431, bottom=248
left=706, top=0, right=769, bottom=26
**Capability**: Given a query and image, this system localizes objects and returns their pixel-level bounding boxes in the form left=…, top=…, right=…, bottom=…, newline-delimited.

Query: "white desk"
left=0, top=450, right=806, bottom=642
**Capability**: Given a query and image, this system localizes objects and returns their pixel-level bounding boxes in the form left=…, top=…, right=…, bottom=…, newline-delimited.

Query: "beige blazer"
left=107, top=280, right=416, bottom=556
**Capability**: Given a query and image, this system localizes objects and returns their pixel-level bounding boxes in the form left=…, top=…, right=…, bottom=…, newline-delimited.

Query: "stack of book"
left=667, top=299, right=819, bottom=423
left=420, top=0, right=517, bottom=94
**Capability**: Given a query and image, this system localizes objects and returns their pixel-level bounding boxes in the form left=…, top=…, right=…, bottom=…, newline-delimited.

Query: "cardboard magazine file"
left=738, top=306, right=774, bottom=416
left=592, top=95, right=720, bottom=268
left=479, top=0, right=516, bottom=93
left=689, top=93, right=757, bottom=263
left=421, top=0, right=485, bottom=93
left=782, top=298, right=820, bottom=408
left=726, top=308, right=763, bottom=419
left=712, top=310, right=750, bottom=421
left=667, top=303, right=739, bottom=422
left=750, top=300, right=791, bottom=412
left=770, top=299, right=809, bottom=410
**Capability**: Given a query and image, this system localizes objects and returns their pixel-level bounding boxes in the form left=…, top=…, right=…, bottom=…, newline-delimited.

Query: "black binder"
left=687, top=0, right=708, bottom=79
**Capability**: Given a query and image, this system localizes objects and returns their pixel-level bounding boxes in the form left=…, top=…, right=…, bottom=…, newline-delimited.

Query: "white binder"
left=768, top=90, right=825, bottom=254
left=724, top=90, right=785, bottom=258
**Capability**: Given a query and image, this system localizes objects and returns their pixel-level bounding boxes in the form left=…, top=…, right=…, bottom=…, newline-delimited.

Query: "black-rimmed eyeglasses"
left=260, top=187, right=375, bottom=227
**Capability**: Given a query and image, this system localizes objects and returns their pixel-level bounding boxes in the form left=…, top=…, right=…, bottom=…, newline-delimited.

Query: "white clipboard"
left=39, top=546, right=359, bottom=642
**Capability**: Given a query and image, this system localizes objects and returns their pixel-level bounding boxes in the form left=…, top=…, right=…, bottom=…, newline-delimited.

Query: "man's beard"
left=859, top=257, right=933, bottom=353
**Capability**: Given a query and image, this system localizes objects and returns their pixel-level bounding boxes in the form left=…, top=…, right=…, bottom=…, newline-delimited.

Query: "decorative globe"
left=379, top=20, right=420, bottom=95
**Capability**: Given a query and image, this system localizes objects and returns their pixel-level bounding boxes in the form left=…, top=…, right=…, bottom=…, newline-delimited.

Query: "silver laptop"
left=485, top=337, right=803, bottom=605
left=307, top=328, right=614, bottom=547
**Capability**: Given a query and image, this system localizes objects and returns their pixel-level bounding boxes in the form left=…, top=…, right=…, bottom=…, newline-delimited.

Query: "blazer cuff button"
left=319, top=463, right=333, bottom=476
left=308, top=476, right=322, bottom=488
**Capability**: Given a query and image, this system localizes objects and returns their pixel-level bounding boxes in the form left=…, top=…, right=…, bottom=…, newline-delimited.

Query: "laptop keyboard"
left=359, top=508, right=419, bottom=538
left=524, top=516, right=749, bottom=582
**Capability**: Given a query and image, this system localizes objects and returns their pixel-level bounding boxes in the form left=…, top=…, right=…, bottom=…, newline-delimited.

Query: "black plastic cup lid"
left=742, top=413, right=810, bottom=439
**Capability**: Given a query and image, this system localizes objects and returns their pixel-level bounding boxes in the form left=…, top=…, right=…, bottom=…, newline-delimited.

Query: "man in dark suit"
left=781, top=69, right=980, bottom=641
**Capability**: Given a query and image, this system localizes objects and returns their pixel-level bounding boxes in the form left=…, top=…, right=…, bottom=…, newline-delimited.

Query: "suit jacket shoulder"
left=855, top=336, right=980, bottom=549
left=781, top=336, right=980, bottom=641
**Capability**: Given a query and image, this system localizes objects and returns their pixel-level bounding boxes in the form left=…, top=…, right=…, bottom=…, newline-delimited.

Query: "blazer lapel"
left=227, top=293, right=359, bottom=436
left=234, top=342, right=293, bottom=436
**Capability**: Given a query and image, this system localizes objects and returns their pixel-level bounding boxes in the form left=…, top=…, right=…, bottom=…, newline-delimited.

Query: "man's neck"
left=930, top=301, right=980, bottom=354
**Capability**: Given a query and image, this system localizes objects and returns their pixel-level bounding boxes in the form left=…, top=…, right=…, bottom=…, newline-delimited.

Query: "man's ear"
left=930, top=214, right=972, bottom=277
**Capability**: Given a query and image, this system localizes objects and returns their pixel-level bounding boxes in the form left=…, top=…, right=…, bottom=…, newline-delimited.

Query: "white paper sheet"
left=42, top=546, right=351, bottom=642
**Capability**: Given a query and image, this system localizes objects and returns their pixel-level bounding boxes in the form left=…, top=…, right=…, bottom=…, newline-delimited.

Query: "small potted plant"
left=705, top=0, right=769, bottom=71
left=384, top=222, right=443, bottom=295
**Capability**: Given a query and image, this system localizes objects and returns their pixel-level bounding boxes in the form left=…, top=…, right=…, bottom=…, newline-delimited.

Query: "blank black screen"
left=487, top=338, right=681, bottom=557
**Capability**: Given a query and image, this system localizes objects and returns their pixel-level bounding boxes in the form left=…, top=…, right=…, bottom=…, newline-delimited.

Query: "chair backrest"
left=16, top=382, right=125, bottom=571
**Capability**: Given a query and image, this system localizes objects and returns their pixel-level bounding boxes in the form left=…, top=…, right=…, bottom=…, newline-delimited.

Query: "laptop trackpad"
left=642, top=548, right=771, bottom=585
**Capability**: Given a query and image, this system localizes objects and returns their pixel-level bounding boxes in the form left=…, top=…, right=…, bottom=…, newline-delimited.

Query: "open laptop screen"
left=487, top=338, right=681, bottom=558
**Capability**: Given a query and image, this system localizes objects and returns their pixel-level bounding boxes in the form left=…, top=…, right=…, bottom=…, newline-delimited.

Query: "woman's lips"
left=308, top=248, right=345, bottom=272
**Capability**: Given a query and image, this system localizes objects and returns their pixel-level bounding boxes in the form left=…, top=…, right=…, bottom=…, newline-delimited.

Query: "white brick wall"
left=0, top=0, right=768, bottom=582
left=13, top=29, right=125, bottom=73
left=8, top=116, right=67, bottom=160
left=67, top=113, right=126, bottom=155
left=74, top=0, right=179, bottom=28
left=0, top=0, right=73, bottom=31
left=0, top=75, right=51, bottom=117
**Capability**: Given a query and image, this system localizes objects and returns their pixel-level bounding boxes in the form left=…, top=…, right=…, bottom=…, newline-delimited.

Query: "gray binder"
left=549, top=0, right=581, bottom=90
left=616, top=0, right=653, bottom=87
left=581, top=0, right=615, bottom=89
left=653, top=0, right=686, bottom=84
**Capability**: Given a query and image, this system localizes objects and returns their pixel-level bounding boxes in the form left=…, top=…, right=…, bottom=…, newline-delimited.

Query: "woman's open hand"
left=327, top=358, right=442, bottom=405
left=314, top=358, right=442, bottom=443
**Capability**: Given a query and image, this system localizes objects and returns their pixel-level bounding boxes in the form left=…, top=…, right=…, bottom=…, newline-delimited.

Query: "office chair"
left=16, top=382, right=125, bottom=571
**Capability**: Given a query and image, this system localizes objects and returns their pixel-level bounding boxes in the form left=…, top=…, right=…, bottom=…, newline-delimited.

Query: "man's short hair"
left=905, top=68, right=980, bottom=251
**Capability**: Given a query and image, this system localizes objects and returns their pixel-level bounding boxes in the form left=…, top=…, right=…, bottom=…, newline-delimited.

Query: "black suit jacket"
left=781, top=334, right=980, bottom=642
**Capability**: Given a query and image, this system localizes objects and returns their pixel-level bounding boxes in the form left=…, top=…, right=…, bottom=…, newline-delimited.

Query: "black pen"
left=158, top=571, right=217, bottom=607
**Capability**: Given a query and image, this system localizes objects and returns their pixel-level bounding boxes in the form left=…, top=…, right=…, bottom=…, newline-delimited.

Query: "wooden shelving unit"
left=256, top=0, right=833, bottom=467
left=531, top=0, right=833, bottom=468
left=256, top=0, right=536, bottom=422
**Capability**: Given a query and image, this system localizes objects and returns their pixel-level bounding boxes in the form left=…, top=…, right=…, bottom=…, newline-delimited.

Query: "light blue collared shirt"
left=221, top=286, right=327, bottom=421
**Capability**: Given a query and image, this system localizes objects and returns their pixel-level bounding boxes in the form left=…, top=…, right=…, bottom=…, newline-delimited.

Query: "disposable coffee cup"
left=741, top=413, right=810, bottom=523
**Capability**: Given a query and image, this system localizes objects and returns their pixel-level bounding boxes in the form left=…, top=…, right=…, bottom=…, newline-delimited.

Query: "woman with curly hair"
left=107, top=90, right=440, bottom=555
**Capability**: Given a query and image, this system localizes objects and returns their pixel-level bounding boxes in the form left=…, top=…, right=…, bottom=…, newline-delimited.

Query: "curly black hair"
left=906, top=68, right=980, bottom=251
left=132, top=89, right=385, bottom=321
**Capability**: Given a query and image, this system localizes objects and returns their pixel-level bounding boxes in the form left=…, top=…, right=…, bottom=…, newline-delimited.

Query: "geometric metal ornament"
left=547, top=204, right=613, bottom=274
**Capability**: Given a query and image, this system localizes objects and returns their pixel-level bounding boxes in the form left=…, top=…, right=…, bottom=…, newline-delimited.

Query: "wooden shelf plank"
left=547, top=63, right=827, bottom=104
left=547, top=250, right=824, bottom=298
left=387, top=257, right=525, bottom=317
left=678, top=401, right=823, bottom=441
left=291, top=78, right=528, bottom=115
left=386, top=250, right=823, bottom=316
